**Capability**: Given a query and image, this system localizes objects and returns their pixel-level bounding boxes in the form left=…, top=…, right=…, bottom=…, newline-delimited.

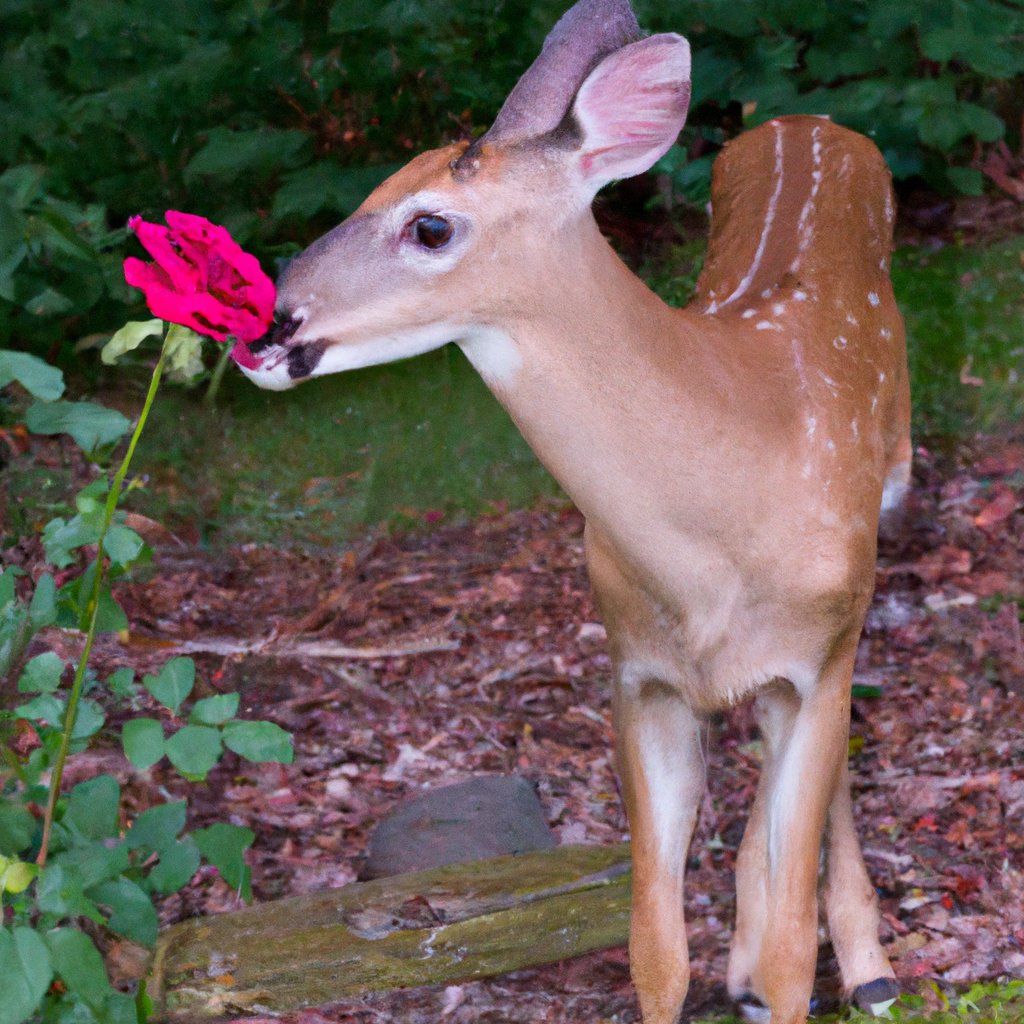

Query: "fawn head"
left=241, top=0, right=691, bottom=390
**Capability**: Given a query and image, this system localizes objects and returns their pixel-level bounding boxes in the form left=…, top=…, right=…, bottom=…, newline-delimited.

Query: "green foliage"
left=2, top=0, right=1023, bottom=359
left=0, top=348, right=290, bottom=1024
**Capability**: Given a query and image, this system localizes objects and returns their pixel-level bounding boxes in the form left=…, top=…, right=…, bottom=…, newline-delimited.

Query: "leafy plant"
left=1, top=324, right=291, bottom=1021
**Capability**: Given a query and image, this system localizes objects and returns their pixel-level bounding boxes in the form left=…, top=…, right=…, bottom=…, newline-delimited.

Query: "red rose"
left=123, top=211, right=275, bottom=369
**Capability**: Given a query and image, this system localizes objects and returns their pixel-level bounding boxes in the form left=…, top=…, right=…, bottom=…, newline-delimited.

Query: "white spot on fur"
left=879, top=372, right=886, bottom=382
left=880, top=327, right=892, bottom=340
left=851, top=417, right=858, bottom=438
left=871, top=395, right=878, bottom=413
left=805, top=416, right=816, bottom=438
left=756, top=321, right=780, bottom=331
left=719, top=123, right=785, bottom=308
left=868, top=291, right=880, bottom=307
left=793, top=340, right=809, bottom=392
left=761, top=288, right=773, bottom=299
left=793, top=290, right=807, bottom=301
left=833, top=335, right=848, bottom=350
left=742, top=308, right=756, bottom=319
left=773, top=303, right=785, bottom=316
left=846, top=313, right=858, bottom=326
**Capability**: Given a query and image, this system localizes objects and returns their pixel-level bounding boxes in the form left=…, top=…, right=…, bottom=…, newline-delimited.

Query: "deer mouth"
left=235, top=313, right=329, bottom=389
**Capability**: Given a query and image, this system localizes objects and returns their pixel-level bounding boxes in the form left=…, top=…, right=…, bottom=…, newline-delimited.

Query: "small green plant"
left=0, top=216, right=289, bottom=1023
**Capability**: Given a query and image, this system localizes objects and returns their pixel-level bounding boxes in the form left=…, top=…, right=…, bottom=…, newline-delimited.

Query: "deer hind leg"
left=823, top=765, right=899, bottom=1013
left=727, top=683, right=801, bottom=1011
left=752, top=649, right=858, bottom=1024
left=614, top=676, right=706, bottom=1024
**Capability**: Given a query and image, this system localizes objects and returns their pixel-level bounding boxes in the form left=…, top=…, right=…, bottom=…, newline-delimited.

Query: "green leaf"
left=101, top=319, right=163, bottom=365
left=17, top=651, right=64, bottom=693
left=192, top=823, right=254, bottom=902
left=0, top=567, right=17, bottom=611
left=46, top=927, right=111, bottom=1006
left=121, top=718, right=165, bottom=770
left=272, top=162, right=399, bottom=220
left=93, top=588, right=129, bottom=634
left=104, top=524, right=144, bottom=568
left=0, top=926, right=53, bottom=1024
left=71, top=698, right=105, bottom=740
left=143, top=657, right=195, bottom=714
left=126, top=801, right=186, bottom=853
left=25, top=400, right=131, bottom=452
left=24, top=287, right=73, bottom=317
left=164, top=324, right=206, bottom=384
left=14, top=693, right=65, bottom=728
left=106, top=667, right=136, bottom=697
left=53, top=839, right=128, bottom=890
left=0, top=349, right=65, bottom=401
left=90, top=878, right=159, bottom=946
left=146, top=836, right=201, bottom=895
left=0, top=801, right=36, bottom=855
left=164, top=725, right=222, bottom=778
left=62, top=775, right=119, bottom=842
left=189, top=692, right=239, bottom=725
left=222, top=719, right=294, bottom=763
left=28, top=574, right=56, bottom=629
left=42, top=512, right=104, bottom=568
left=184, top=128, right=310, bottom=184
left=328, top=0, right=380, bottom=33
left=0, top=857, right=36, bottom=893
left=36, top=865, right=104, bottom=923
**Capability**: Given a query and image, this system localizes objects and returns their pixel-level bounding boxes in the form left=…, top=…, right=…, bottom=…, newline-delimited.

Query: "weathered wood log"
left=148, top=843, right=632, bottom=1020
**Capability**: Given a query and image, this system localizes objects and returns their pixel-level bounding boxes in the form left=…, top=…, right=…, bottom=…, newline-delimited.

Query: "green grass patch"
left=6, top=234, right=1024, bottom=551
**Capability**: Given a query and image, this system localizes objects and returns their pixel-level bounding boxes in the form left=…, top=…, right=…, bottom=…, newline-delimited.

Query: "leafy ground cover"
left=3, top=423, right=1023, bottom=1021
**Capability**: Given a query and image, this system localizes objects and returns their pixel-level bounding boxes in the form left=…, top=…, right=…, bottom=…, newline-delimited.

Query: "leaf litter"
left=7, top=433, right=1024, bottom=1023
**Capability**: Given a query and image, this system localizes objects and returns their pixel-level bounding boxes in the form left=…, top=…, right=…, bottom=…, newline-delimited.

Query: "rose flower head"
left=123, top=211, right=275, bottom=369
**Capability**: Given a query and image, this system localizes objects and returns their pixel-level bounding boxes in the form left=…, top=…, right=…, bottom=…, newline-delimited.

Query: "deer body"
left=240, top=3, right=909, bottom=1021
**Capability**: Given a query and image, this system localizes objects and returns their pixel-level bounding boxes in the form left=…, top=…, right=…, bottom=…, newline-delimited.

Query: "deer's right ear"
left=571, top=33, right=691, bottom=198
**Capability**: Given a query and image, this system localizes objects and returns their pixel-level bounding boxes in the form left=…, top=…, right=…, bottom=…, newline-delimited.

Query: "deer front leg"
left=756, top=652, right=856, bottom=1024
left=614, top=676, right=706, bottom=1024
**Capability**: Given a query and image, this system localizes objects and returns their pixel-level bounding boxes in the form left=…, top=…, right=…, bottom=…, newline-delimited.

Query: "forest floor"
left=8, top=427, right=1024, bottom=1023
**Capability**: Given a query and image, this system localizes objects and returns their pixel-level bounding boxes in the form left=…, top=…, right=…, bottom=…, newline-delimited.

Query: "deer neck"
left=459, top=214, right=704, bottom=528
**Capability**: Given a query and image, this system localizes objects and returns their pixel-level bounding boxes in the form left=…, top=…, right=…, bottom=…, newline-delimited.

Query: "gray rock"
left=361, top=775, right=556, bottom=880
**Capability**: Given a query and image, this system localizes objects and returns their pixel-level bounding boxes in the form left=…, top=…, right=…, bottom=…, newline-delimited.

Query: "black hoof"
left=852, top=978, right=900, bottom=1015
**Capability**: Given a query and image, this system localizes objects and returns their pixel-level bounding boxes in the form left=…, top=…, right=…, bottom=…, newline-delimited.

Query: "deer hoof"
left=737, top=995, right=771, bottom=1024
left=852, top=978, right=900, bottom=1016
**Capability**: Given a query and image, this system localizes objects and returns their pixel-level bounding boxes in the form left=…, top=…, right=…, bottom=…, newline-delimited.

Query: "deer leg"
left=727, top=683, right=801, bottom=1008
left=614, top=676, right=706, bottom=1024
left=823, top=764, right=899, bottom=1013
left=754, top=651, right=856, bottom=1024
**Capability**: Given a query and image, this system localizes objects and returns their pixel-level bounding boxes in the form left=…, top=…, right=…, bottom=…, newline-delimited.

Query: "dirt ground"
left=8, top=431, right=1024, bottom=1023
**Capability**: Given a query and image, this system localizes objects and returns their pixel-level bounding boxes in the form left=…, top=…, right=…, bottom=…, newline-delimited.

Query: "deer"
left=237, top=1, right=911, bottom=1021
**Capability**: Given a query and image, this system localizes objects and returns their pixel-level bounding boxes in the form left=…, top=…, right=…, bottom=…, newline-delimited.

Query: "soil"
left=6, top=430, right=1024, bottom=1023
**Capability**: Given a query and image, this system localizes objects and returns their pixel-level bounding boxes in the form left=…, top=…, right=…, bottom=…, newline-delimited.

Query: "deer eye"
left=411, top=215, right=454, bottom=250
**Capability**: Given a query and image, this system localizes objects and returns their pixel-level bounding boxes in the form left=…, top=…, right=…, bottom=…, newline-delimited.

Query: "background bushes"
left=2, top=0, right=1023, bottom=360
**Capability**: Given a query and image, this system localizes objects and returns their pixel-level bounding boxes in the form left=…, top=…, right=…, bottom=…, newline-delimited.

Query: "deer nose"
left=250, top=312, right=303, bottom=355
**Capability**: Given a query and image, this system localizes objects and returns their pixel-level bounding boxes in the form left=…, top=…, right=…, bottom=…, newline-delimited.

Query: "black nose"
left=250, top=313, right=302, bottom=354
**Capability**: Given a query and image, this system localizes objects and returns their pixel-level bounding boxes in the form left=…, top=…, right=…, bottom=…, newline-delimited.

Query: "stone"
left=361, top=775, right=556, bottom=879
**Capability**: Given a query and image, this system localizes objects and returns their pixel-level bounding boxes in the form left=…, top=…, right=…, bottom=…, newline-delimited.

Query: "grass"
left=5, top=232, right=1024, bottom=552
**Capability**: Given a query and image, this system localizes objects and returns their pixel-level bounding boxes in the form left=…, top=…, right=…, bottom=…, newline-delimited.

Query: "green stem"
left=204, top=341, right=233, bottom=407
left=37, top=345, right=168, bottom=868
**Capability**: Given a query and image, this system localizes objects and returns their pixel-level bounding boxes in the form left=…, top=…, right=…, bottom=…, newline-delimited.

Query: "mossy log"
left=148, top=843, right=632, bottom=1020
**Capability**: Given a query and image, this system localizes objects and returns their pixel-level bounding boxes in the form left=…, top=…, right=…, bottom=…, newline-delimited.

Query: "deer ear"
left=571, top=33, right=691, bottom=195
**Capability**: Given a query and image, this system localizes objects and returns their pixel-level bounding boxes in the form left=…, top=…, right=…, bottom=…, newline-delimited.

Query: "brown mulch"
left=7, top=433, right=1024, bottom=1022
